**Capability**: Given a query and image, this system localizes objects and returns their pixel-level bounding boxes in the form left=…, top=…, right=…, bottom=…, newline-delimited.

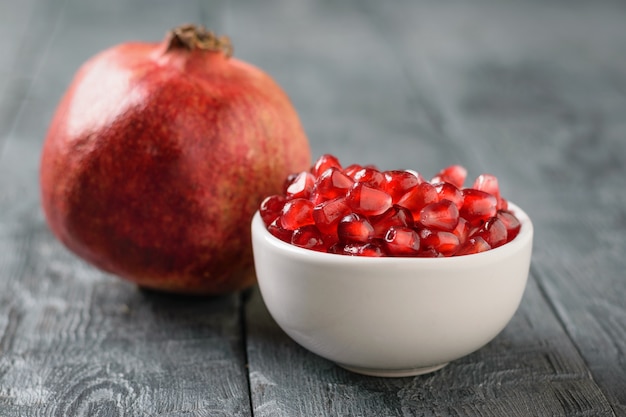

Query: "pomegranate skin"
left=40, top=27, right=311, bottom=294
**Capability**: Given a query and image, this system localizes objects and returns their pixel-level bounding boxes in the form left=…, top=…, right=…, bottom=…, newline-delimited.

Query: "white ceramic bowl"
left=251, top=203, right=533, bottom=377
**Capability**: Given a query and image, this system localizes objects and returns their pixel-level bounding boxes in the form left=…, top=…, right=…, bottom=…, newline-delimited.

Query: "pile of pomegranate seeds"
left=259, top=154, right=521, bottom=257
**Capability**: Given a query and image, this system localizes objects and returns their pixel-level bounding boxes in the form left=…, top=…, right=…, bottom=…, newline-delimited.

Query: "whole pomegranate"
left=40, top=24, right=311, bottom=294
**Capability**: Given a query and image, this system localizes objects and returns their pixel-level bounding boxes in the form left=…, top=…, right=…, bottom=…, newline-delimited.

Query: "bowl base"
left=338, top=362, right=448, bottom=377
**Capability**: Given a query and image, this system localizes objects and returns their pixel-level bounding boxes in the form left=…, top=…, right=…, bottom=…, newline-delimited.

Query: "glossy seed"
left=312, top=153, right=342, bottom=177
left=292, top=225, right=326, bottom=251
left=455, top=236, right=491, bottom=256
left=384, top=226, right=421, bottom=256
left=460, top=188, right=498, bottom=226
left=419, top=200, right=460, bottom=231
left=280, top=198, right=315, bottom=230
left=285, top=171, right=316, bottom=200
left=311, top=167, right=354, bottom=203
left=312, top=197, right=351, bottom=236
left=260, top=194, right=287, bottom=226
left=345, top=183, right=393, bottom=217
left=396, top=182, right=439, bottom=222
left=383, top=170, right=423, bottom=203
left=431, top=165, right=467, bottom=188
left=337, top=213, right=375, bottom=243
left=370, top=205, right=414, bottom=239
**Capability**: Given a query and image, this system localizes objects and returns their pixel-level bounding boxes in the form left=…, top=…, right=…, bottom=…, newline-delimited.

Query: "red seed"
left=311, top=167, right=354, bottom=203
left=419, top=228, right=460, bottom=256
left=434, top=182, right=464, bottom=210
left=431, top=165, right=467, bottom=188
left=291, top=225, right=326, bottom=251
left=460, top=188, right=498, bottom=226
left=382, top=170, right=424, bottom=203
left=419, top=248, right=444, bottom=258
left=337, top=213, right=375, bottom=243
left=419, top=200, right=460, bottom=231
left=352, top=167, right=386, bottom=187
left=497, top=210, right=521, bottom=242
left=259, top=194, right=287, bottom=226
left=452, top=217, right=470, bottom=246
left=396, top=182, right=439, bottom=222
left=282, top=172, right=299, bottom=194
left=471, top=217, right=508, bottom=248
left=370, top=205, right=414, bottom=239
left=343, top=164, right=364, bottom=179
left=345, top=183, right=393, bottom=217
left=472, top=174, right=500, bottom=200
left=312, top=197, right=351, bottom=236
left=285, top=171, right=316, bottom=200
left=384, top=226, right=421, bottom=256
left=280, top=198, right=315, bottom=230
left=330, top=242, right=385, bottom=257
left=312, top=154, right=342, bottom=177
left=497, top=197, right=509, bottom=211
left=262, top=154, right=522, bottom=257
left=455, top=237, right=491, bottom=256
left=267, top=218, right=292, bottom=243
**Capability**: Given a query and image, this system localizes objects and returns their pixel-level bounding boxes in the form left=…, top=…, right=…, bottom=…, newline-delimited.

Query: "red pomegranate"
left=40, top=24, right=311, bottom=294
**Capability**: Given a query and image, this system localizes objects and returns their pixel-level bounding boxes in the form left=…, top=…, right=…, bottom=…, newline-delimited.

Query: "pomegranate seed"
left=434, top=182, right=464, bottom=210
left=285, top=171, right=316, bottom=200
left=396, top=182, right=439, bottom=222
left=337, top=213, right=374, bottom=243
left=291, top=225, right=326, bottom=251
left=431, top=165, right=467, bottom=188
left=282, top=172, right=299, bottom=194
left=345, top=183, right=393, bottom=217
left=312, top=197, right=351, bottom=236
left=472, top=174, right=500, bottom=200
left=497, top=197, right=509, bottom=211
left=352, top=167, right=386, bottom=187
left=419, top=248, right=444, bottom=258
left=497, top=210, right=521, bottom=242
left=311, top=167, right=354, bottom=203
left=452, top=217, right=470, bottom=245
left=384, top=226, right=421, bottom=256
left=280, top=198, right=315, bottom=230
left=383, top=170, right=423, bottom=203
left=471, top=217, right=507, bottom=248
left=312, top=154, right=342, bottom=177
left=259, top=194, right=287, bottom=226
left=267, top=218, right=292, bottom=243
left=460, top=188, right=497, bottom=226
left=419, top=200, right=459, bottom=231
left=343, top=164, right=364, bottom=179
left=370, top=205, right=414, bottom=239
left=419, top=228, right=460, bottom=256
left=330, top=242, right=385, bottom=257
left=455, top=237, right=491, bottom=256
left=261, top=155, right=521, bottom=257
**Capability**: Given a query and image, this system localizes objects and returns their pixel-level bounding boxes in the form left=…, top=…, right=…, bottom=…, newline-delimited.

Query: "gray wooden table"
left=1, top=0, right=625, bottom=415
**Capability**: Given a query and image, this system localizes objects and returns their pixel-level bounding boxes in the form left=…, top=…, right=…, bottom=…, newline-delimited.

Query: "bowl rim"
left=252, top=202, right=533, bottom=266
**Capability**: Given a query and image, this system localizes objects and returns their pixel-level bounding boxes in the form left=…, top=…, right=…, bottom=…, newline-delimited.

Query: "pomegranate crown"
left=166, top=24, right=233, bottom=57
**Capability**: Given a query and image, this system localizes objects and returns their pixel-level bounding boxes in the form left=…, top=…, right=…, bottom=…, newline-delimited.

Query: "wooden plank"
left=0, top=0, right=45, bottom=154
left=363, top=0, right=626, bottom=414
left=240, top=0, right=618, bottom=415
left=0, top=0, right=252, bottom=415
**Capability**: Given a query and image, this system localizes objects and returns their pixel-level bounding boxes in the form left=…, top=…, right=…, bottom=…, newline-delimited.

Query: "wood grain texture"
left=1, top=0, right=625, bottom=415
